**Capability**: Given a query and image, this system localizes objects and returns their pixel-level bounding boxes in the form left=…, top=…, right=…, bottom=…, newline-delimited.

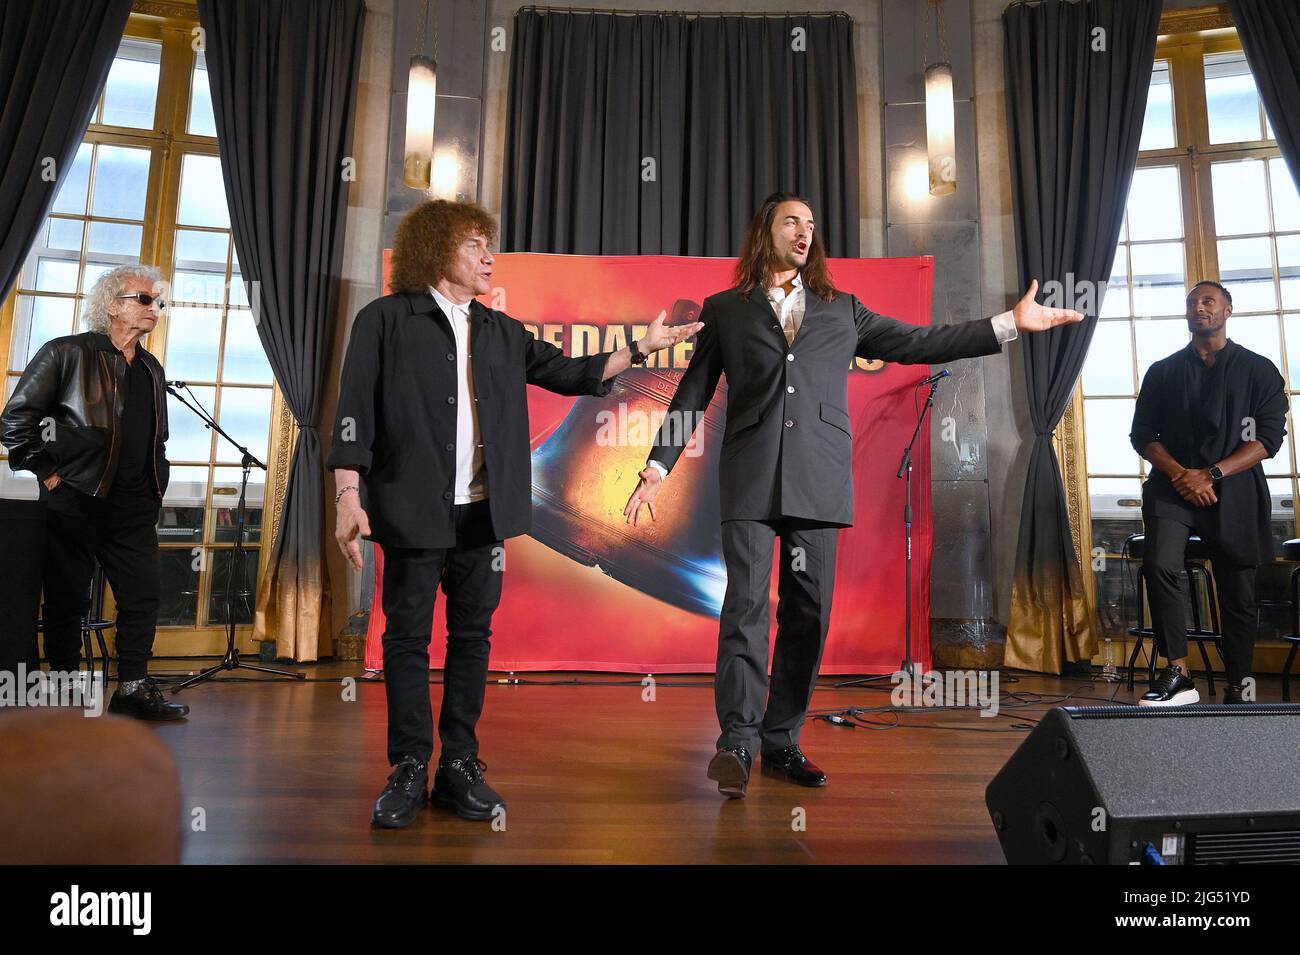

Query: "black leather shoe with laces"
left=761, top=745, right=828, bottom=787
left=707, top=746, right=753, bottom=799
left=107, top=678, right=189, bottom=721
left=1139, top=665, right=1200, bottom=707
left=432, top=756, right=506, bottom=821
left=1222, top=683, right=1249, bottom=705
left=372, top=756, right=429, bottom=829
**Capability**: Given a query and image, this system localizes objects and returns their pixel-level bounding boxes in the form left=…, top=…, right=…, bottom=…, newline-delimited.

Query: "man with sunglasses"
left=1, top=265, right=188, bottom=719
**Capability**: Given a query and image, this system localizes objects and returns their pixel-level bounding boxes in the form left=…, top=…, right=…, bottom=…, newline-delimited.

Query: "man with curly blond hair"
left=328, top=199, right=701, bottom=829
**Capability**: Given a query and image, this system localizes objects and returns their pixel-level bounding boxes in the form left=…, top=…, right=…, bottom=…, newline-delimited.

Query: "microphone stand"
left=164, top=383, right=305, bottom=692
left=895, top=374, right=946, bottom=680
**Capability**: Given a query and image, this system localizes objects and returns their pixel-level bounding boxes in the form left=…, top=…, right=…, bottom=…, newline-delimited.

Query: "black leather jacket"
left=1, top=332, right=170, bottom=498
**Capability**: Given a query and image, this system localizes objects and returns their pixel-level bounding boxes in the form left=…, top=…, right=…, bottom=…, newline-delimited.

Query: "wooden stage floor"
left=141, top=663, right=1290, bottom=864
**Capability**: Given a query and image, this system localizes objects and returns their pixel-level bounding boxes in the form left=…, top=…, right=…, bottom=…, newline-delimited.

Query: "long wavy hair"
left=732, top=192, right=838, bottom=301
left=389, top=199, right=498, bottom=294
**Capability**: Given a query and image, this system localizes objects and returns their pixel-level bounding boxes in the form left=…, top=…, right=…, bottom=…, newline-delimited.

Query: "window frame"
left=1065, top=4, right=1294, bottom=646
left=0, top=5, right=294, bottom=656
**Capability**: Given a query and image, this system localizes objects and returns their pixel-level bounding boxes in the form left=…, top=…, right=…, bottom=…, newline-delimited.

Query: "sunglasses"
left=117, top=292, right=166, bottom=308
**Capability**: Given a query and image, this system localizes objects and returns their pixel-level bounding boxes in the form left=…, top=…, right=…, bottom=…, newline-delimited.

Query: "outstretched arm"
left=854, top=279, right=1083, bottom=364
left=524, top=311, right=703, bottom=395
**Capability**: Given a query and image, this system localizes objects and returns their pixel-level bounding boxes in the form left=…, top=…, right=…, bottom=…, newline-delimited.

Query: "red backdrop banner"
left=363, top=253, right=935, bottom=674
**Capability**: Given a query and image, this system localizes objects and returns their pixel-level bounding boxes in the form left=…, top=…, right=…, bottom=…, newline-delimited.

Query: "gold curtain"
left=1004, top=395, right=1098, bottom=673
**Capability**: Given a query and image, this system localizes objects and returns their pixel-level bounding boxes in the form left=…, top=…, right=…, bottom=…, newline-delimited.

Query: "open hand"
left=639, top=312, right=704, bottom=353
left=1012, top=279, right=1086, bottom=332
left=622, top=467, right=664, bottom=527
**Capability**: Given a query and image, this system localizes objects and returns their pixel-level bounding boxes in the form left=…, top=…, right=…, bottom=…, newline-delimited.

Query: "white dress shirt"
left=429, top=286, right=488, bottom=503
left=646, top=278, right=1018, bottom=480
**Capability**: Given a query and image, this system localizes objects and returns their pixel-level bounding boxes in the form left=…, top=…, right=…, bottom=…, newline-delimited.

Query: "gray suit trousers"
left=716, top=517, right=839, bottom=753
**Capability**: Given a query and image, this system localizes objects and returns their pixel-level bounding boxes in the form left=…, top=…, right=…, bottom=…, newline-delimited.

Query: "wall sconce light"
left=431, top=149, right=461, bottom=199
left=924, top=0, right=957, bottom=196
left=403, top=3, right=436, bottom=190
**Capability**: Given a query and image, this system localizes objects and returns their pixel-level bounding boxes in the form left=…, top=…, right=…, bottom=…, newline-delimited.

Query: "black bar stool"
left=1123, top=533, right=1222, bottom=696
left=1281, top=539, right=1300, bottom=702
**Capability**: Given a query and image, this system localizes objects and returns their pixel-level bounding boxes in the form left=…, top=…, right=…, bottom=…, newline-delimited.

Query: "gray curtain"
left=197, top=0, right=366, bottom=660
left=503, top=10, right=859, bottom=256
left=0, top=0, right=132, bottom=301
left=1229, top=0, right=1300, bottom=190
left=1002, top=0, right=1163, bottom=674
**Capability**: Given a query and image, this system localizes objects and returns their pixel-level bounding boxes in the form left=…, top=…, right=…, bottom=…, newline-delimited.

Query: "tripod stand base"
left=171, top=651, right=307, bottom=693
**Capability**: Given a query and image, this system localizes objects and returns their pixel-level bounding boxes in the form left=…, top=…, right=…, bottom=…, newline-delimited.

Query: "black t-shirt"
left=110, top=355, right=157, bottom=498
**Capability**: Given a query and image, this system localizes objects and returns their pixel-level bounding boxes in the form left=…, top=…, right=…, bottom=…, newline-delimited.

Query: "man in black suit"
left=624, top=192, right=1082, bottom=798
left=329, top=200, right=700, bottom=829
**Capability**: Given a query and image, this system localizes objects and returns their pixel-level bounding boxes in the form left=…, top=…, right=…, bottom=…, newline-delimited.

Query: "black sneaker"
left=108, top=678, right=190, bottom=721
left=1139, top=666, right=1200, bottom=707
left=372, top=756, right=428, bottom=829
left=432, top=756, right=505, bottom=821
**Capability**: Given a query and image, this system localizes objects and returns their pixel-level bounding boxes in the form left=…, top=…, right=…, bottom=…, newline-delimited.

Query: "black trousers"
left=1141, top=513, right=1257, bottom=686
left=41, top=490, right=161, bottom=682
left=716, top=517, right=838, bottom=753
left=380, top=500, right=503, bottom=766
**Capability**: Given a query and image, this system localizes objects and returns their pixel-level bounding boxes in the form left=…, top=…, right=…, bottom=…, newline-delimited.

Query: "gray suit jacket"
left=649, top=287, right=1003, bottom=526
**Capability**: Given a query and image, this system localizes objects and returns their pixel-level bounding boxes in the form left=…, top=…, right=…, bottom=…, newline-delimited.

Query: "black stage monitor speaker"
left=986, top=704, right=1300, bottom=864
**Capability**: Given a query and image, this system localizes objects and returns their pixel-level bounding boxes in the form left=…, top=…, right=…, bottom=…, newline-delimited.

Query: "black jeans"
left=380, top=500, right=503, bottom=765
left=1141, top=513, right=1258, bottom=686
left=41, top=488, right=162, bottom=682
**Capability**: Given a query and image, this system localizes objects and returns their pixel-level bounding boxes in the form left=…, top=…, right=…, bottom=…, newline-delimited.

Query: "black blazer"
left=649, top=287, right=1002, bottom=526
left=326, top=292, right=614, bottom=548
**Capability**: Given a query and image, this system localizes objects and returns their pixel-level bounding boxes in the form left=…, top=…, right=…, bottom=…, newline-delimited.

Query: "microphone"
left=918, top=368, right=951, bottom=387
left=166, top=380, right=188, bottom=388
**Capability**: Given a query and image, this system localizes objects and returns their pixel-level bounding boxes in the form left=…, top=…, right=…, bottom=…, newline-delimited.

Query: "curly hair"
left=83, top=264, right=164, bottom=334
left=389, top=199, right=498, bottom=294
left=733, top=192, right=838, bottom=302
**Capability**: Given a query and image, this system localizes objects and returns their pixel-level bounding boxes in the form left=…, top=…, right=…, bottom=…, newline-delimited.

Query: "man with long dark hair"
left=624, top=192, right=1082, bottom=798
left=328, top=199, right=700, bottom=829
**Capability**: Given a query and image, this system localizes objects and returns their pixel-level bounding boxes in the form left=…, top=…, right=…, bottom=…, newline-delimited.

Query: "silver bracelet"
left=334, top=485, right=360, bottom=505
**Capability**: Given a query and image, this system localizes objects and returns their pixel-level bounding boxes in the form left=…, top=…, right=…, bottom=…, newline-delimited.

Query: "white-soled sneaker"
left=1139, top=665, right=1200, bottom=707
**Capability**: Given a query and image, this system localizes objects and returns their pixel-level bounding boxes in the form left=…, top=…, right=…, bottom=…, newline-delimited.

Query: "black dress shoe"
left=707, top=746, right=752, bottom=799
left=1222, top=684, right=1249, bottom=705
left=432, top=756, right=505, bottom=821
left=372, top=756, right=429, bottom=829
left=761, top=745, right=828, bottom=787
left=107, top=678, right=189, bottom=721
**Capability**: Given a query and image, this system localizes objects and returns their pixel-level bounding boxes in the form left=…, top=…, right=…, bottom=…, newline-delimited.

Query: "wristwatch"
left=1209, top=465, right=1224, bottom=481
left=629, top=338, right=648, bottom=365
